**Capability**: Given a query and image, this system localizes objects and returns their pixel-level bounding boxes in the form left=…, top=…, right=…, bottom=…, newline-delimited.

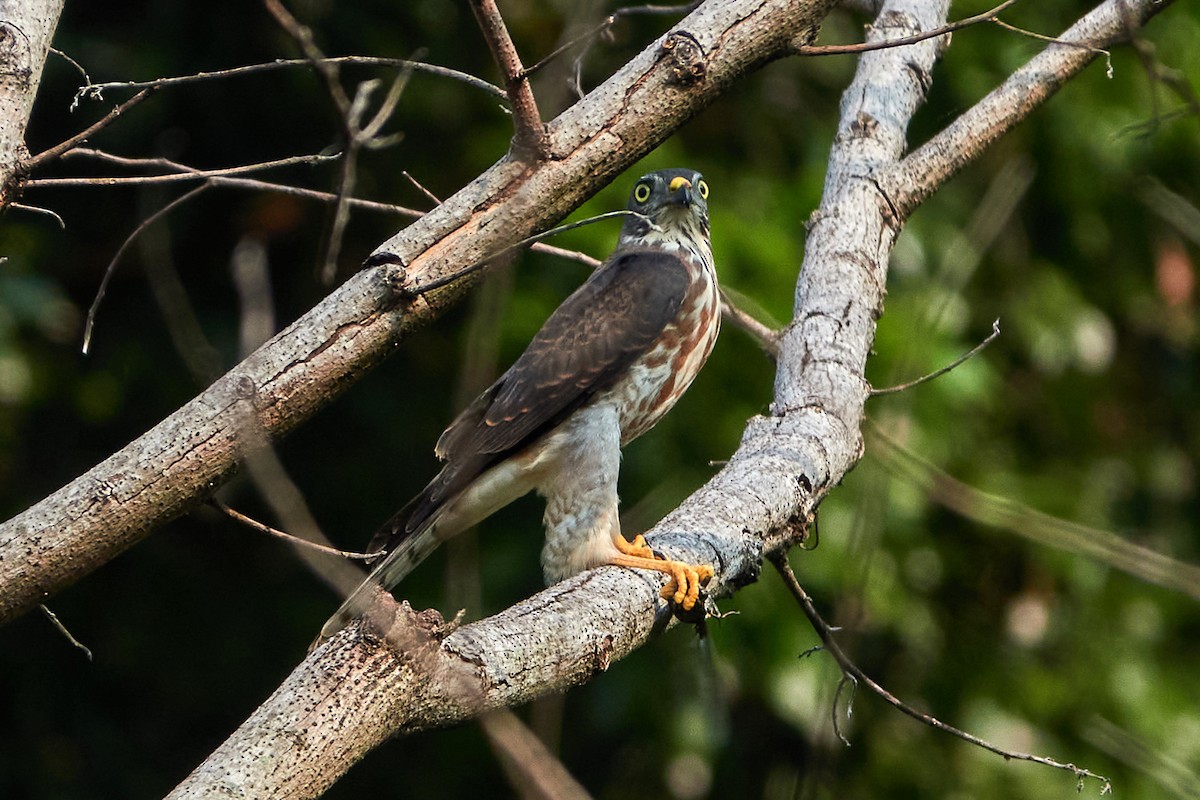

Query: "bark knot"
left=658, top=31, right=707, bottom=86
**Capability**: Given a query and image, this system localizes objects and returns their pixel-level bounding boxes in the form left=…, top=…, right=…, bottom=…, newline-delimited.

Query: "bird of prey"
left=319, top=168, right=721, bottom=644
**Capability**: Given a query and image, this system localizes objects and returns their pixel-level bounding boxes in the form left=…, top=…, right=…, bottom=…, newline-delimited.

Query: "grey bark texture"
left=0, top=0, right=63, bottom=203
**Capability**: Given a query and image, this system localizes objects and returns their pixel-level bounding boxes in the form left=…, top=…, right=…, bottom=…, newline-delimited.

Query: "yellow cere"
left=669, top=176, right=691, bottom=192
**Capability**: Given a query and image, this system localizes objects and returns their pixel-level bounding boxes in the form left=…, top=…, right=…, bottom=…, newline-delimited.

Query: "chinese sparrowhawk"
left=319, top=168, right=721, bottom=643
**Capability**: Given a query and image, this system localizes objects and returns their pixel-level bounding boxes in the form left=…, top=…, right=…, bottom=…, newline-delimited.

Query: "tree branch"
left=0, top=0, right=65, bottom=205
left=882, top=0, right=1177, bottom=216
left=469, top=0, right=548, bottom=161
left=769, top=554, right=1113, bottom=793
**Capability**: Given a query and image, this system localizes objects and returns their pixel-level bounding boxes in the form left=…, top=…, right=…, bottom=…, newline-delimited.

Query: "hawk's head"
left=618, top=168, right=711, bottom=252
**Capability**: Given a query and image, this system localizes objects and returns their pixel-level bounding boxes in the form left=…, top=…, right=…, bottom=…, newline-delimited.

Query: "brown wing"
left=455, top=247, right=691, bottom=457
left=371, top=247, right=691, bottom=550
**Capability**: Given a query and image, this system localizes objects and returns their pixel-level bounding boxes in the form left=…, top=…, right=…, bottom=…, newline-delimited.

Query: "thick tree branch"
left=0, top=0, right=64, bottom=205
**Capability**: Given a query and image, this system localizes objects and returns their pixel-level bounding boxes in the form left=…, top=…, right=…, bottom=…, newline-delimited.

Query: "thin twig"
left=214, top=500, right=375, bottom=560
left=469, top=0, right=547, bottom=160
left=24, top=89, right=155, bottom=172
left=831, top=673, right=857, bottom=746
left=28, top=151, right=337, bottom=188
left=49, top=47, right=92, bottom=104
left=520, top=3, right=702, bottom=78
left=321, top=69, right=414, bottom=283
left=263, top=0, right=352, bottom=117
left=262, top=0, right=393, bottom=284
left=991, top=19, right=1112, bottom=75
left=401, top=170, right=443, bottom=207
left=1116, top=1, right=1200, bottom=133
left=75, top=57, right=505, bottom=103
left=39, top=605, right=93, bottom=661
left=769, top=554, right=1113, bottom=794
left=798, top=0, right=1020, bottom=56
left=8, top=202, right=66, bottom=227
left=870, top=318, right=1000, bottom=396
left=531, top=242, right=601, bottom=268
left=50, top=148, right=423, bottom=216
left=564, top=3, right=701, bottom=98
left=83, top=183, right=212, bottom=355
left=409, top=209, right=638, bottom=295
left=869, top=425, right=1200, bottom=601
left=480, top=709, right=594, bottom=800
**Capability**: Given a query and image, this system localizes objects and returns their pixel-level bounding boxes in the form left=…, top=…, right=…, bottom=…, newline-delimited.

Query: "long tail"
left=311, top=521, right=442, bottom=650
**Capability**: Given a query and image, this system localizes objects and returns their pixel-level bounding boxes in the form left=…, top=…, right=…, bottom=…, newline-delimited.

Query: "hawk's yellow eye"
left=633, top=182, right=652, bottom=203
left=697, top=179, right=709, bottom=199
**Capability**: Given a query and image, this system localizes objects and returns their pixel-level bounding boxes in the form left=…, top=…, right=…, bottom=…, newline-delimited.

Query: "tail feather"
left=312, top=523, right=442, bottom=650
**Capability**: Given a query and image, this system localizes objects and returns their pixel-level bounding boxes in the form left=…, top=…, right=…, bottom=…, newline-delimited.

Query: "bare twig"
left=24, top=89, right=155, bottom=172
left=409, top=209, right=637, bottom=295
left=797, top=0, right=1020, bottom=56
left=214, top=500, right=375, bottom=561
left=50, top=47, right=92, bottom=92
left=1117, top=1, right=1200, bottom=133
left=869, top=318, right=1000, bottom=395
left=769, top=554, right=1114, bottom=794
left=52, top=148, right=423, bottom=216
left=7, top=202, right=65, bottom=227
left=28, top=151, right=337, bottom=188
left=401, top=170, right=443, bottom=207
left=469, top=0, right=547, bottom=160
left=521, top=2, right=700, bottom=78
left=263, top=0, right=351, bottom=116
left=83, top=182, right=212, bottom=355
left=480, top=709, right=594, bottom=800
left=990, top=19, right=1112, bottom=73
left=262, top=0, right=415, bottom=283
left=39, top=604, right=93, bottom=661
left=75, top=57, right=505, bottom=103
left=555, top=3, right=702, bottom=97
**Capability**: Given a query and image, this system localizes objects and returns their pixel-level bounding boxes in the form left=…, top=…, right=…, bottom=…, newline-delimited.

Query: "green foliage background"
left=1, top=2, right=1198, bottom=798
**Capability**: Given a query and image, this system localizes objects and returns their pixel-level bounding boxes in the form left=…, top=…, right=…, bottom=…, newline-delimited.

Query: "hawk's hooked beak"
left=667, top=176, right=695, bottom=207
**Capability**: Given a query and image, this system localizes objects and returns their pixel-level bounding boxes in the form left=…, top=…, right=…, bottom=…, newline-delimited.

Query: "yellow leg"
left=608, top=541, right=714, bottom=611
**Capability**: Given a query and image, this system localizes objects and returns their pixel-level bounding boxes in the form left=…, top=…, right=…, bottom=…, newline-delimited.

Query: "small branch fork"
left=798, top=0, right=1110, bottom=66
left=263, top=0, right=411, bottom=284
left=769, top=554, right=1114, bottom=795
left=469, top=0, right=548, bottom=161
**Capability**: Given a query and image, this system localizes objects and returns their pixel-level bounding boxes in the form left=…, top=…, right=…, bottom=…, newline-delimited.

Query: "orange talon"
left=610, top=541, right=713, bottom=612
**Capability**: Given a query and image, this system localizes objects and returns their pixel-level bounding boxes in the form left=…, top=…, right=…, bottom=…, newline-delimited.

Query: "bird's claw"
left=660, top=562, right=714, bottom=611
